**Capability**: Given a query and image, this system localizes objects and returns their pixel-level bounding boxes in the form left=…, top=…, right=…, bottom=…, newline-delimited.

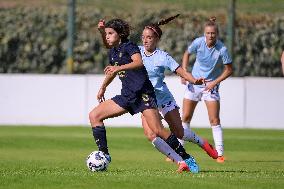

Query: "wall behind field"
left=0, top=74, right=283, bottom=129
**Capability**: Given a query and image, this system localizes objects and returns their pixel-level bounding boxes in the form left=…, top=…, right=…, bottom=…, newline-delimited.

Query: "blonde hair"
left=205, top=16, right=219, bottom=33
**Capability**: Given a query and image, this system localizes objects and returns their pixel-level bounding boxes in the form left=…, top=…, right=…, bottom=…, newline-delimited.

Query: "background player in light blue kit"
left=181, top=17, right=233, bottom=163
left=140, top=15, right=218, bottom=161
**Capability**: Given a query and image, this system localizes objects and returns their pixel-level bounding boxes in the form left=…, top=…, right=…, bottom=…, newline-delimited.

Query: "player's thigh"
left=90, top=99, right=127, bottom=121
left=142, top=108, right=169, bottom=139
left=205, top=100, right=220, bottom=124
left=164, top=108, right=183, bottom=138
left=142, top=109, right=163, bottom=129
left=182, top=98, right=198, bottom=122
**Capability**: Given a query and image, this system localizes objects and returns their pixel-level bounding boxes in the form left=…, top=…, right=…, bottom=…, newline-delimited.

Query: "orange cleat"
left=202, top=140, right=218, bottom=159
left=177, top=161, right=190, bottom=173
left=216, top=156, right=225, bottom=163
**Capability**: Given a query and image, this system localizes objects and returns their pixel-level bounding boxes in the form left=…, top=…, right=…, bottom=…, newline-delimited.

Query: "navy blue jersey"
left=108, top=40, right=154, bottom=100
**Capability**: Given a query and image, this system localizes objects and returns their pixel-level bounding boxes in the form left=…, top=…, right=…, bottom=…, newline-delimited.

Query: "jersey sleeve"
left=125, top=42, right=141, bottom=56
left=187, top=38, right=200, bottom=54
left=221, top=47, right=232, bottom=64
left=165, top=53, right=180, bottom=72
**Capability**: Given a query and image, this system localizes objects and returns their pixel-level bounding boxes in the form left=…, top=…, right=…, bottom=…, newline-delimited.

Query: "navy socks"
left=92, top=126, right=109, bottom=155
left=165, top=133, right=190, bottom=160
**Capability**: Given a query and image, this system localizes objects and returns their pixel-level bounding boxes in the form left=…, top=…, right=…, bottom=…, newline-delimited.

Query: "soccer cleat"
left=202, top=140, right=218, bottom=159
left=105, top=154, right=111, bottom=164
left=216, top=156, right=225, bottom=163
left=184, top=155, right=199, bottom=173
left=177, top=161, right=190, bottom=173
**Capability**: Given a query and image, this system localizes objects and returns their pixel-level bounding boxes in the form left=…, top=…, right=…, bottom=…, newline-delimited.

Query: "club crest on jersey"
left=142, top=94, right=149, bottom=102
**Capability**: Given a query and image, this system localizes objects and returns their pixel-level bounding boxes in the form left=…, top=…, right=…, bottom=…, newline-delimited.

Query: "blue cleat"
left=184, top=155, right=199, bottom=173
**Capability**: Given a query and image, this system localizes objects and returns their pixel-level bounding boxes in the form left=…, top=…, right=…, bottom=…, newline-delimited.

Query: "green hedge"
left=0, top=7, right=283, bottom=76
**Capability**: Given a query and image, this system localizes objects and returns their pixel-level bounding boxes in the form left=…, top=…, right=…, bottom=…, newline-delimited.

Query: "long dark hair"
left=105, top=18, right=130, bottom=41
left=145, top=14, right=180, bottom=39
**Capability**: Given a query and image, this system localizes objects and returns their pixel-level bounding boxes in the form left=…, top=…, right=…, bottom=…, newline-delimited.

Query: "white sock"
left=178, top=138, right=185, bottom=146
left=182, top=122, right=204, bottom=147
left=212, top=125, right=223, bottom=156
left=152, top=137, right=183, bottom=163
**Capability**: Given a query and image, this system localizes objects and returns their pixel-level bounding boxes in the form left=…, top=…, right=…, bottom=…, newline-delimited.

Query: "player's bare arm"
left=181, top=51, right=190, bottom=84
left=97, top=73, right=116, bottom=102
left=98, top=19, right=111, bottom=49
left=104, top=53, right=143, bottom=75
left=205, top=63, right=233, bottom=91
left=175, top=67, right=204, bottom=85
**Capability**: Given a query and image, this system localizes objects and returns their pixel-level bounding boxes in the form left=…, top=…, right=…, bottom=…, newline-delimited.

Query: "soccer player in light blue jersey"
left=140, top=15, right=218, bottom=161
left=181, top=17, right=233, bottom=163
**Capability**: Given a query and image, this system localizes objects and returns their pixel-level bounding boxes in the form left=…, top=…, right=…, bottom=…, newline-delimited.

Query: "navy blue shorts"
left=112, top=92, right=157, bottom=115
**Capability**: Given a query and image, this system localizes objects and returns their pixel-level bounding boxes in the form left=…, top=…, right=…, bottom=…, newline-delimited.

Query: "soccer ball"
left=86, top=151, right=109, bottom=172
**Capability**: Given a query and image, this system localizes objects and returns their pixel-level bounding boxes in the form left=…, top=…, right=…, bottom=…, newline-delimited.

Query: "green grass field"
left=0, top=126, right=283, bottom=189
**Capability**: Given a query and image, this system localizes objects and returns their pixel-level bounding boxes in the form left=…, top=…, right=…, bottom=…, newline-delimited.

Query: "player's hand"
left=194, top=78, right=205, bottom=85
left=104, top=65, right=120, bottom=75
left=97, top=87, right=106, bottom=103
left=98, top=19, right=105, bottom=34
left=204, top=80, right=217, bottom=92
left=181, top=77, right=187, bottom=85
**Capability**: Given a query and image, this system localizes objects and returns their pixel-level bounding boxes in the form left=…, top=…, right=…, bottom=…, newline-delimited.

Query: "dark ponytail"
left=145, top=14, right=180, bottom=38
left=156, top=14, right=180, bottom=26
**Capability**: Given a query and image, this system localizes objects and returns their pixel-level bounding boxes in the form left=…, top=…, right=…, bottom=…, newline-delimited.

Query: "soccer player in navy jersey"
left=181, top=17, right=233, bottom=163
left=90, top=18, right=199, bottom=173
left=138, top=15, right=218, bottom=161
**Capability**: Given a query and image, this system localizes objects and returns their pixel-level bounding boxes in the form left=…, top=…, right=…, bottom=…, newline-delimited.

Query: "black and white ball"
left=86, top=151, right=109, bottom=172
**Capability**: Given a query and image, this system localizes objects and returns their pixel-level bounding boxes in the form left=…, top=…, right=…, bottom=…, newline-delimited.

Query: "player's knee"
left=147, top=126, right=163, bottom=139
left=89, top=109, right=101, bottom=126
left=144, top=131, right=157, bottom=142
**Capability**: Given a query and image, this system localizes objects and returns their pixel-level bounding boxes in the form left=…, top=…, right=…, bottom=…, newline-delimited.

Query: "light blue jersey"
left=188, top=36, right=232, bottom=81
left=139, top=46, right=179, bottom=107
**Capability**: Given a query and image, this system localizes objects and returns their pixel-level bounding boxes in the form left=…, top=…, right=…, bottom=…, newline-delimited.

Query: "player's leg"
left=164, top=107, right=184, bottom=139
left=141, top=114, right=184, bottom=164
left=182, top=84, right=205, bottom=146
left=182, top=98, right=198, bottom=124
left=182, top=92, right=218, bottom=159
left=182, top=98, right=205, bottom=146
left=158, top=101, right=185, bottom=146
left=89, top=99, right=127, bottom=157
left=205, top=100, right=224, bottom=162
left=162, top=106, right=185, bottom=162
left=141, top=114, right=157, bottom=142
left=142, top=108, right=199, bottom=173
